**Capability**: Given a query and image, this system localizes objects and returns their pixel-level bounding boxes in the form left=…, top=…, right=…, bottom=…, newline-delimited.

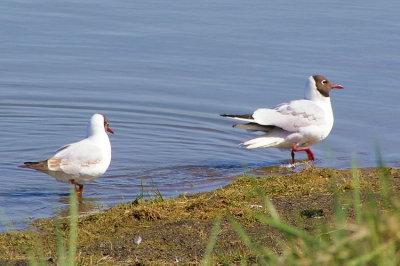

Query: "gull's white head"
left=305, top=75, right=344, bottom=101
left=88, top=113, right=114, bottom=136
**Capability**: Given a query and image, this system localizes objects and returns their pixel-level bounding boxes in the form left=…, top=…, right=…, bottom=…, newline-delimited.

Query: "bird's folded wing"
left=51, top=141, right=103, bottom=174
left=252, top=100, right=325, bottom=132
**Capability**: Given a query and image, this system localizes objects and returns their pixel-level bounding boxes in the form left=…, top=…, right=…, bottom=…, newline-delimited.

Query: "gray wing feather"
left=252, top=100, right=324, bottom=132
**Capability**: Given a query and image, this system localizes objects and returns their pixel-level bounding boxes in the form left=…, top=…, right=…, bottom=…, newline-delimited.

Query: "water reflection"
left=56, top=193, right=104, bottom=219
left=1, top=0, right=399, bottom=232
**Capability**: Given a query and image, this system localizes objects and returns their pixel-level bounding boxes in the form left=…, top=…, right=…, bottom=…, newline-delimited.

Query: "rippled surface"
left=1, top=0, right=399, bottom=231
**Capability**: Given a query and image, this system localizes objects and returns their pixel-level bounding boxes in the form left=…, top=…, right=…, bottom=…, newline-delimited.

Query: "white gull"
left=19, top=113, right=113, bottom=193
left=221, top=75, right=344, bottom=163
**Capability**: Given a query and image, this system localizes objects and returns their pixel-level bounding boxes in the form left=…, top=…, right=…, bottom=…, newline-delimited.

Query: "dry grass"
left=0, top=166, right=399, bottom=265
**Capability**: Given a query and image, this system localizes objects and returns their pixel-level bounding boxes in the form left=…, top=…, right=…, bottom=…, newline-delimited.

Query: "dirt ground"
left=1, top=166, right=399, bottom=265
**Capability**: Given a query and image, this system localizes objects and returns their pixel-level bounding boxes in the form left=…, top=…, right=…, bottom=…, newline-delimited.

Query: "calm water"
left=1, top=0, right=399, bottom=231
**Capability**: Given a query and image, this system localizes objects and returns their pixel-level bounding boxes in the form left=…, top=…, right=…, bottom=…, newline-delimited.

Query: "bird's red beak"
left=107, top=127, right=114, bottom=134
left=332, top=84, right=344, bottom=89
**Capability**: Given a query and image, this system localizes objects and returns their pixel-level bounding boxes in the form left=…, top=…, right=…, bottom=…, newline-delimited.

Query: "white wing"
left=49, top=139, right=103, bottom=175
left=252, top=99, right=325, bottom=132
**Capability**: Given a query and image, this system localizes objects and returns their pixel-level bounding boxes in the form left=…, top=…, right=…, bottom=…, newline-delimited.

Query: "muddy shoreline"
left=1, top=166, right=399, bottom=265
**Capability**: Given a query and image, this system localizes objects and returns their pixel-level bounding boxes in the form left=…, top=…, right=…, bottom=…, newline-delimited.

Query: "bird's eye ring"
left=321, top=80, right=328, bottom=84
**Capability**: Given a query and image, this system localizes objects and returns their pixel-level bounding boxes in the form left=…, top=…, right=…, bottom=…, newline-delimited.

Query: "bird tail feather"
left=220, top=114, right=254, bottom=122
left=242, top=136, right=284, bottom=149
left=18, top=161, right=48, bottom=170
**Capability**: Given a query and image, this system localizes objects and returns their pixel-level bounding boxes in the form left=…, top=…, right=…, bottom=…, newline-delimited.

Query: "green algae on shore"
left=1, top=166, right=400, bottom=265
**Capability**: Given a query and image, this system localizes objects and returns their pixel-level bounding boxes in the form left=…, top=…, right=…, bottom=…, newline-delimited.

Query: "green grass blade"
left=27, top=257, right=39, bottom=266
left=201, top=217, right=221, bottom=266
left=348, top=241, right=394, bottom=266
left=229, top=217, right=253, bottom=248
left=55, top=216, right=67, bottom=266
left=262, top=195, right=280, bottom=221
left=67, top=189, right=78, bottom=266
left=331, top=171, right=347, bottom=242
left=375, top=142, right=393, bottom=208
left=254, top=214, right=315, bottom=244
left=351, top=158, right=362, bottom=224
left=229, top=216, right=269, bottom=266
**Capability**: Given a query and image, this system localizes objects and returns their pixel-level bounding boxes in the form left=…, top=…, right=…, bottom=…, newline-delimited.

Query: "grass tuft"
left=0, top=151, right=399, bottom=265
left=28, top=189, right=79, bottom=266
left=201, top=217, right=222, bottom=266
left=222, top=152, right=400, bottom=265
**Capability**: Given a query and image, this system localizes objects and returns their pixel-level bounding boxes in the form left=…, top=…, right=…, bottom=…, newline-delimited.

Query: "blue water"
left=1, top=0, right=399, bottom=231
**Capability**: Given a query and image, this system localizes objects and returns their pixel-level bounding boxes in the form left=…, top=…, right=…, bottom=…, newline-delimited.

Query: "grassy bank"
left=1, top=165, right=400, bottom=265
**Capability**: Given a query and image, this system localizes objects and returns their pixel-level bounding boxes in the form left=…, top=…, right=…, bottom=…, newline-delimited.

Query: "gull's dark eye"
left=322, top=80, right=328, bottom=84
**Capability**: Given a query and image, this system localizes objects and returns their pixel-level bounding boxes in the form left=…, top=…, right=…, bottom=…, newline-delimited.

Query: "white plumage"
left=20, top=113, right=114, bottom=193
left=221, top=75, right=344, bottom=163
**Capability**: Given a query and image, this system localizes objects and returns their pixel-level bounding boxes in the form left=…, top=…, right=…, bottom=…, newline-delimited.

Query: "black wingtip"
left=18, top=161, right=40, bottom=168
left=24, top=161, right=40, bottom=165
left=221, top=114, right=254, bottom=120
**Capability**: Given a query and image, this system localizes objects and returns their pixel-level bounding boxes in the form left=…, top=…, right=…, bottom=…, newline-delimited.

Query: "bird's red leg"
left=75, top=183, right=84, bottom=194
left=291, top=149, right=296, bottom=164
left=291, top=143, right=315, bottom=163
left=70, top=179, right=84, bottom=194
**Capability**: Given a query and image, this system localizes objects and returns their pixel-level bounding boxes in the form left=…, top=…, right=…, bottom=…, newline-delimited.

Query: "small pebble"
left=134, top=235, right=142, bottom=245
